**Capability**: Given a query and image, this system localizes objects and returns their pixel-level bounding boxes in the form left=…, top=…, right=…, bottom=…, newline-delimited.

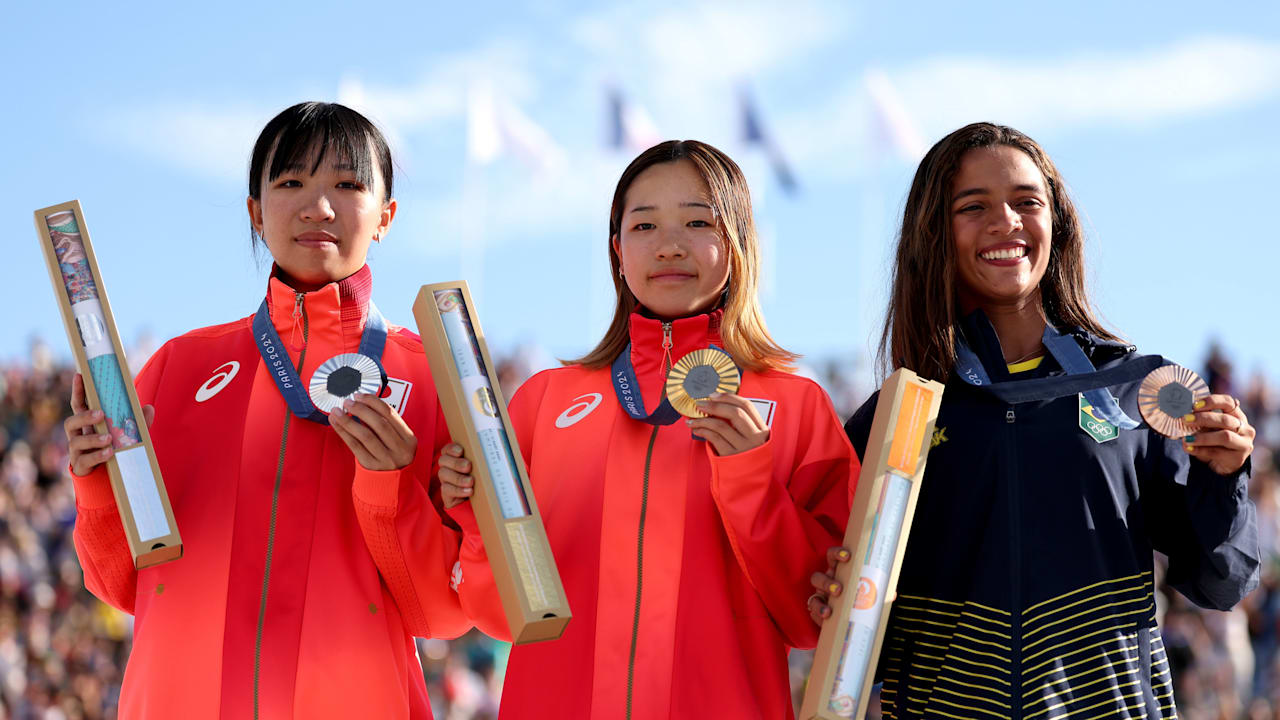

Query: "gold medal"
left=1138, top=364, right=1209, bottom=438
left=665, top=347, right=741, bottom=418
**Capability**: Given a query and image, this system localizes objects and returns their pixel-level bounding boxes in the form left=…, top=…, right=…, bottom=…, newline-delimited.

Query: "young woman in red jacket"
left=63, top=102, right=468, bottom=719
left=440, top=140, right=857, bottom=718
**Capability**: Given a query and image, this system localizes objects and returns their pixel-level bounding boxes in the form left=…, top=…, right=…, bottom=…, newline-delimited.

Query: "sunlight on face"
left=949, top=146, right=1052, bottom=313
left=248, top=145, right=395, bottom=291
left=612, top=159, right=730, bottom=320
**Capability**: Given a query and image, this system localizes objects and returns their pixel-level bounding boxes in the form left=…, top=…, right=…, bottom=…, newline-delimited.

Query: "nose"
left=989, top=203, right=1022, bottom=235
left=300, top=189, right=335, bottom=223
left=654, top=228, right=687, bottom=260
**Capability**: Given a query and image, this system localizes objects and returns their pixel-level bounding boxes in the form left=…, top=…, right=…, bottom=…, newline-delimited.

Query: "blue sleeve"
left=1143, top=433, right=1259, bottom=611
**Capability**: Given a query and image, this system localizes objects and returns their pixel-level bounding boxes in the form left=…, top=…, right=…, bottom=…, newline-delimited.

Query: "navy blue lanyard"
left=611, top=343, right=682, bottom=426
left=253, top=297, right=388, bottom=425
left=955, top=324, right=1139, bottom=429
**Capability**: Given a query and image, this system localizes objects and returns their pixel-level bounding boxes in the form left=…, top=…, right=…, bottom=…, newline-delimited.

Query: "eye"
left=631, top=222, right=655, bottom=232
left=1018, top=198, right=1045, bottom=209
left=276, top=178, right=302, bottom=188
left=336, top=180, right=366, bottom=191
left=957, top=204, right=983, bottom=214
left=687, top=219, right=712, bottom=228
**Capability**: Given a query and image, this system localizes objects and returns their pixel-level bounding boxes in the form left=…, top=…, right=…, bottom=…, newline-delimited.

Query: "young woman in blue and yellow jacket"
left=812, top=122, right=1258, bottom=719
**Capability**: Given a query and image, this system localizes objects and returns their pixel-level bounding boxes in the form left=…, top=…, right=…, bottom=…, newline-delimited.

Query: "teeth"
left=981, top=247, right=1026, bottom=260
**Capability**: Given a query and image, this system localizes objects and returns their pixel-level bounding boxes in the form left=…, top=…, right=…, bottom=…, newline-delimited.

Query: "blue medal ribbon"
left=611, top=343, right=682, bottom=426
left=955, top=324, right=1139, bottom=430
left=252, top=297, right=388, bottom=426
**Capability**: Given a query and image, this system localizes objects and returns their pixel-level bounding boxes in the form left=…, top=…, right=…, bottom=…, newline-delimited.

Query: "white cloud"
left=892, top=36, right=1280, bottom=138
left=773, top=35, right=1280, bottom=183
left=95, top=103, right=270, bottom=185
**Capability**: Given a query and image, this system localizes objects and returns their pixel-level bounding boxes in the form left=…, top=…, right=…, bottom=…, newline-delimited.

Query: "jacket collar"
left=627, top=308, right=724, bottom=413
left=265, top=264, right=373, bottom=353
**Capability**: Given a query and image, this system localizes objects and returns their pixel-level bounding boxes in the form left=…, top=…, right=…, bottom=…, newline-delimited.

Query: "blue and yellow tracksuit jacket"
left=844, top=313, right=1259, bottom=720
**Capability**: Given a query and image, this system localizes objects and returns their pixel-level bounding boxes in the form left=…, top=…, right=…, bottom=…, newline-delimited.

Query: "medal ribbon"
left=955, top=324, right=1139, bottom=429
left=253, top=298, right=388, bottom=425
left=611, top=342, right=682, bottom=426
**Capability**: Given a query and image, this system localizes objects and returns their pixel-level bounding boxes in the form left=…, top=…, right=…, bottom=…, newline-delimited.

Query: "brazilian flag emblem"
left=1079, top=393, right=1118, bottom=444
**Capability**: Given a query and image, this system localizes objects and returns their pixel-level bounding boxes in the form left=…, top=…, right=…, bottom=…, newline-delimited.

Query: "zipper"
left=254, top=291, right=308, bottom=720
left=1005, top=403, right=1022, bottom=719
left=660, top=322, right=673, bottom=374
left=625, top=424, right=661, bottom=720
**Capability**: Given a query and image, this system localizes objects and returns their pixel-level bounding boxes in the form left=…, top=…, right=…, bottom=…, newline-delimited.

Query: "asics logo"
left=195, top=361, right=240, bottom=402
left=555, top=393, right=603, bottom=428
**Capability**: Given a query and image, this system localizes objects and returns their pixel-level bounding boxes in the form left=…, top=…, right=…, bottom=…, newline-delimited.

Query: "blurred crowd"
left=0, top=338, right=1276, bottom=719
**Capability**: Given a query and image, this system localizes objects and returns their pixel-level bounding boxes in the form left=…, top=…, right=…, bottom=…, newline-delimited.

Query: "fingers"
left=331, top=394, right=417, bottom=470
left=437, top=445, right=475, bottom=509
left=695, top=393, right=765, bottom=434
left=1186, top=410, right=1249, bottom=436
left=827, top=546, right=852, bottom=570
left=808, top=591, right=833, bottom=625
left=1184, top=397, right=1253, bottom=474
left=64, top=407, right=104, bottom=437
left=142, top=404, right=155, bottom=429
left=68, top=423, right=114, bottom=476
left=687, top=393, right=769, bottom=457
left=688, top=420, right=736, bottom=456
left=70, top=373, right=88, bottom=414
left=811, top=571, right=843, bottom=598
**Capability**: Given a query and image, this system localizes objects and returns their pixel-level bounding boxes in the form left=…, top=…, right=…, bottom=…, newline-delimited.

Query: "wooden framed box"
left=413, top=281, right=570, bottom=644
left=801, top=368, right=944, bottom=719
left=34, top=200, right=182, bottom=569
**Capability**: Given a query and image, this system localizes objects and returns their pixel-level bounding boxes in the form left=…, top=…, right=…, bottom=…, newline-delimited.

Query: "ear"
left=610, top=233, right=621, bottom=271
left=379, top=198, right=398, bottom=238
left=246, top=196, right=263, bottom=237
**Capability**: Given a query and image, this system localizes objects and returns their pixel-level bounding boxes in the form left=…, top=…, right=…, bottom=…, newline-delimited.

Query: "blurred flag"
left=606, top=86, right=662, bottom=151
left=467, top=83, right=565, bottom=173
left=739, top=87, right=798, bottom=195
left=865, top=69, right=927, bottom=162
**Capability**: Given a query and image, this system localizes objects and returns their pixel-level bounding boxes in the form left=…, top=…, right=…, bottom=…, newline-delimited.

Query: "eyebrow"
left=628, top=201, right=714, bottom=214
left=952, top=184, right=1044, bottom=203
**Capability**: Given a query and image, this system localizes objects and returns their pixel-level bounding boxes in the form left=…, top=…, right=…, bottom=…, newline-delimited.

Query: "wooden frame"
left=34, top=200, right=182, bottom=569
left=801, top=368, right=944, bottom=719
left=413, top=281, right=570, bottom=644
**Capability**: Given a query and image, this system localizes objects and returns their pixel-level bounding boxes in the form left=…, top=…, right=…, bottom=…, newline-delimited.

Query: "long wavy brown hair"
left=569, top=140, right=796, bottom=372
left=878, top=122, right=1120, bottom=382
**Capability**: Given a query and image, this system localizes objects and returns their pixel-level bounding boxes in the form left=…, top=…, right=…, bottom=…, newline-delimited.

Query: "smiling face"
left=612, top=159, right=731, bottom=320
left=949, top=145, right=1053, bottom=313
left=247, top=144, right=396, bottom=291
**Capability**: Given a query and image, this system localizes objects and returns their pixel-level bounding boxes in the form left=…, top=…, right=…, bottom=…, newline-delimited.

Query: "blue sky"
left=4, top=0, right=1278, bottom=392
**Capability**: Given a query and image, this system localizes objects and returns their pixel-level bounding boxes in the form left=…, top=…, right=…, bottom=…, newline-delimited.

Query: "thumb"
left=143, top=404, right=156, bottom=428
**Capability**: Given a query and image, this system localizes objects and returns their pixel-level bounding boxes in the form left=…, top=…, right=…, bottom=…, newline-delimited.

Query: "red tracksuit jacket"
left=451, top=310, right=857, bottom=718
left=72, top=266, right=467, bottom=719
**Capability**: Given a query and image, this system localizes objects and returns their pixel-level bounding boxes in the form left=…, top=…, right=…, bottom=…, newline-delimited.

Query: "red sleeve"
left=446, top=370, right=554, bottom=642
left=72, top=342, right=175, bottom=614
left=351, top=401, right=471, bottom=639
left=708, top=378, right=857, bottom=649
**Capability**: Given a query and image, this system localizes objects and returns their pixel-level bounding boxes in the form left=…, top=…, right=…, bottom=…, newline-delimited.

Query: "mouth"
left=295, top=231, right=339, bottom=248
left=978, top=243, right=1028, bottom=264
left=648, top=271, right=696, bottom=282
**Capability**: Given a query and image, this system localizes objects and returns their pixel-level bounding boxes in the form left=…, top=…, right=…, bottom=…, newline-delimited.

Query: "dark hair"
left=878, top=122, right=1120, bottom=382
left=248, top=102, right=393, bottom=244
left=568, top=140, right=796, bottom=372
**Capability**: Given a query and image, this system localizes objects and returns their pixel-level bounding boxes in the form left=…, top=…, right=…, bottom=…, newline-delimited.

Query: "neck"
left=967, top=294, right=1047, bottom=364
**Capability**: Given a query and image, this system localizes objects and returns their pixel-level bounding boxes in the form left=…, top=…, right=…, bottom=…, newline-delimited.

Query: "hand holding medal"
left=667, top=347, right=768, bottom=456
left=1139, top=365, right=1254, bottom=475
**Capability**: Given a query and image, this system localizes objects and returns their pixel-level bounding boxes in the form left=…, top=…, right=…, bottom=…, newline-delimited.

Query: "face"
left=612, top=159, right=730, bottom=320
left=247, top=143, right=396, bottom=291
left=949, top=145, right=1052, bottom=313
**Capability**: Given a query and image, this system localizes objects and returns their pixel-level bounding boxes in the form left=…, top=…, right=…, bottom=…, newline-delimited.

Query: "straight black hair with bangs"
left=248, top=101, right=393, bottom=204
